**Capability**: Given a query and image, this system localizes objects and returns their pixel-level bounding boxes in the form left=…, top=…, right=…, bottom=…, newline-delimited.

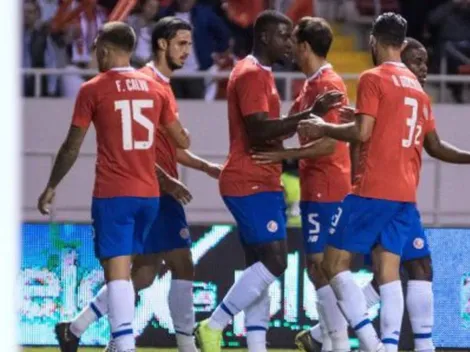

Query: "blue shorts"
left=300, top=201, right=342, bottom=254
left=144, top=195, right=191, bottom=254
left=223, top=191, right=287, bottom=245
left=328, top=194, right=421, bottom=256
left=91, top=197, right=160, bottom=259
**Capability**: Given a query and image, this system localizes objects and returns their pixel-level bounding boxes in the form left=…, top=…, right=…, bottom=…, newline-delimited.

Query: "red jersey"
left=354, top=62, right=435, bottom=202
left=139, top=63, right=179, bottom=178
left=71, top=67, right=177, bottom=198
left=290, top=65, right=351, bottom=202
left=219, top=55, right=282, bottom=196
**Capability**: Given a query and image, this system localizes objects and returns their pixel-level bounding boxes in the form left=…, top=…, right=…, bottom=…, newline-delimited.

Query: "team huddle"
left=37, top=9, right=470, bottom=352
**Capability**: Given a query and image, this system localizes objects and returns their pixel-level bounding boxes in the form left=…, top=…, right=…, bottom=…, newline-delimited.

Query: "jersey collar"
left=382, top=61, right=406, bottom=68
left=247, top=54, right=272, bottom=72
left=109, top=66, right=135, bottom=72
left=307, top=63, right=332, bottom=82
left=146, top=61, right=171, bottom=83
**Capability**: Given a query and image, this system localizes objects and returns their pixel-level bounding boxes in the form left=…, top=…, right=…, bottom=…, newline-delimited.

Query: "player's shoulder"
left=359, top=67, right=382, bottom=81
left=319, top=67, right=347, bottom=92
left=138, top=65, right=154, bottom=79
left=76, top=74, right=102, bottom=98
left=232, top=56, right=267, bottom=81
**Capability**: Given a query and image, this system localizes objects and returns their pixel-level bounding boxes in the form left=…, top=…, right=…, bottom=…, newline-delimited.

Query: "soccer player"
left=297, top=13, right=426, bottom=352
left=252, top=17, right=351, bottom=352
left=38, top=22, right=190, bottom=352
left=297, top=36, right=470, bottom=352
left=53, top=18, right=221, bottom=352
left=195, top=10, right=342, bottom=352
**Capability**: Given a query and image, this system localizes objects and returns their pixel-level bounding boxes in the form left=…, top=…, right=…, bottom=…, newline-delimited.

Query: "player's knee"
left=405, top=257, right=433, bottom=282
left=262, top=253, right=287, bottom=277
left=306, top=256, right=329, bottom=288
left=165, top=248, right=195, bottom=281
left=101, top=256, right=132, bottom=282
left=131, top=263, right=159, bottom=291
left=321, top=247, right=350, bottom=280
left=131, top=255, right=161, bottom=291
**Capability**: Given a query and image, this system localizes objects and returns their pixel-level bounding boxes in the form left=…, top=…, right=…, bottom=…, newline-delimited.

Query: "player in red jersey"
left=297, top=13, right=455, bottom=352
left=297, top=13, right=421, bottom=351
left=38, top=22, right=189, bottom=352
left=51, top=18, right=220, bottom=352
left=301, top=36, right=470, bottom=352
left=252, top=17, right=351, bottom=352
left=195, top=11, right=342, bottom=352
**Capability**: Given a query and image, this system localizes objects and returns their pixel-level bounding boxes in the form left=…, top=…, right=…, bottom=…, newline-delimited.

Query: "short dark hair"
left=97, top=22, right=136, bottom=52
left=403, top=37, right=424, bottom=55
left=371, top=12, right=407, bottom=47
left=151, top=16, right=192, bottom=53
left=296, top=17, right=333, bottom=58
left=253, top=10, right=292, bottom=39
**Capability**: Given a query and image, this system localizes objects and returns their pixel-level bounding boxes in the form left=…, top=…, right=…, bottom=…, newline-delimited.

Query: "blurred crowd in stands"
left=23, top=0, right=470, bottom=102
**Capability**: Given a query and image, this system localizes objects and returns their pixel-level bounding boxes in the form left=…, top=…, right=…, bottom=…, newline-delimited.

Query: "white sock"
left=379, top=281, right=404, bottom=352
left=168, top=280, right=197, bottom=352
left=108, top=280, right=135, bottom=352
left=245, top=288, right=270, bottom=352
left=330, top=271, right=381, bottom=351
left=70, top=285, right=108, bottom=337
left=208, top=262, right=276, bottom=330
left=316, top=302, right=333, bottom=352
left=309, top=323, right=323, bottom=344
left=407, top=280, right=435, bottom=352
left=310, top=281, right=381, bottom=345
left=317, top=285, right=349, bottom=351
left=363, top=282, right=381, bottom=308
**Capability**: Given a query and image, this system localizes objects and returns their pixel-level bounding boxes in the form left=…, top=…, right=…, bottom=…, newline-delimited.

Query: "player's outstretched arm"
left=298, top=114, right=375, bottom=143
left=252, top=138, right=336, bottom=164
left=163, top=120, right=191, bottom=149
left=176, top=149, right=222, bottom=179
left=243, top=91, right=343, bottom=146
left=37, top=125, right=87, bottom=215
left=424, top=130, right=470, bottom=163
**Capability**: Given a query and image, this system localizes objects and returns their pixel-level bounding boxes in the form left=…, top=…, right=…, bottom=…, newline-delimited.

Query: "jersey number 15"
left=115, top=99, right=154, bottom=151
left=402, top=97, right=422, bottom=148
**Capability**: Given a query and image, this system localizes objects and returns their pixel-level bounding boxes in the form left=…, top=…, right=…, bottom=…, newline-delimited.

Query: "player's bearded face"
left=166, top=30, right=192, bottom=71
left=166, top=48, right=183, bottom=70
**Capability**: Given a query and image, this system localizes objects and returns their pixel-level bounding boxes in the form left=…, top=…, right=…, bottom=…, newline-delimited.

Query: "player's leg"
left=374, top=203, right=417, bottom=352
left=323, top=195, right=390, bottom=352
left=99, top=197, right=158, bottom=352
left=298, top=202, right=349, bottom=352
left=242, top=245, right=270, bottom=352
left=306, top=254, right=381, bottom=351
left=401, top=214, right=434, bottom=352
left=372, top=246, right=403, bottom=352
left=196, top=192, right=287, bottom=352
left=403, top=257, right=434, bottom=352
left=143, top=194, right=197, bottom=352
left=164, top=248, right=197, bottom=352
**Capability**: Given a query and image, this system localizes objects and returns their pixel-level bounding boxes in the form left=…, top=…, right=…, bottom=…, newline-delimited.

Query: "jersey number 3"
left=402, top=97, right=422, bottom=148
left=115, top=99, right=154, bottom=150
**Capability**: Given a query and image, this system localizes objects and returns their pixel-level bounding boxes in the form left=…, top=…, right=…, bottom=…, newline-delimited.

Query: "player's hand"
left=203, top=162, right=223, bottom=179
left=298, top=117, right=326, bottom=141
left=163, top=177, right=193, bottom=205
left=38, top=187, right=55, bottom=215
left=252, top=151, right=287, bottom=164
left=339, top=106, right=356, bottom=123
left=310, top=90, right=343, bottom=116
